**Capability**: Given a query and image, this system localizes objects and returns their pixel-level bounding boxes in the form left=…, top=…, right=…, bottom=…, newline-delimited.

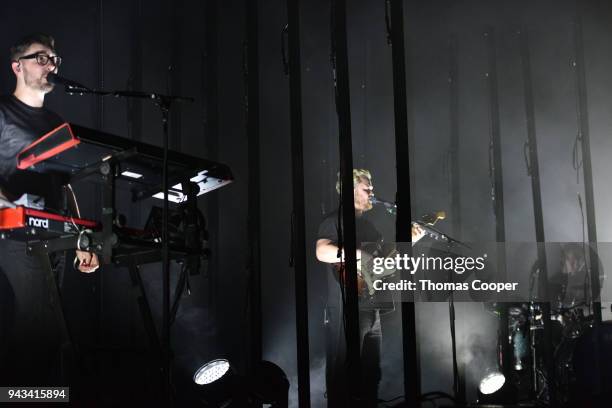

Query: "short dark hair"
left=9, top=33, right=56, bottom=61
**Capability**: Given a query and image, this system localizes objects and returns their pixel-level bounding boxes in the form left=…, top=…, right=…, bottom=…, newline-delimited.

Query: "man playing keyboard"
left=0, top=33, right=98, bottom=385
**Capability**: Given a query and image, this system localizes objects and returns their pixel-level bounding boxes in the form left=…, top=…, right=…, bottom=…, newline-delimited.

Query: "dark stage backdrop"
left=2, top=0, right=612, bottom=405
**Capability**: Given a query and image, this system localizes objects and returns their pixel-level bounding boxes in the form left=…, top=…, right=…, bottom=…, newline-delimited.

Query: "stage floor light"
left=192, top=359, right=289, bottom=407
left=193, top=358, right=231, bottom=385
left=479, top=371, right=505, bottom=395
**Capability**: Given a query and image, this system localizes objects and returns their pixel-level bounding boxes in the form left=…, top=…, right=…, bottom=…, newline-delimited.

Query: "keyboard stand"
left=27, top=244, right=83, bottom=382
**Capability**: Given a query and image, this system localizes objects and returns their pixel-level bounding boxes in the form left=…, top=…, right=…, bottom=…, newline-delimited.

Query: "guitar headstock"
left=421, top=210, right=446, bottom=226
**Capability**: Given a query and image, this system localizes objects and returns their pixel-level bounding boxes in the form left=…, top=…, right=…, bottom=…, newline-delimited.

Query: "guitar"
left=332, top=240, right=398, bottom=298
left=332, top=211, right=447, bottom=298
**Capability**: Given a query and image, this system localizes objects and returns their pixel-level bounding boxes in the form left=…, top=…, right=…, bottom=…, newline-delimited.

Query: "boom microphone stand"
left=371, top=197, right=468, bottom=404
left=53, top=73, right=193, bottom=402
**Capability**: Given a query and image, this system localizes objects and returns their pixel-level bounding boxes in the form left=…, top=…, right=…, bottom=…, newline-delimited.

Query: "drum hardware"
left=492, top=297, right=611, bottom=406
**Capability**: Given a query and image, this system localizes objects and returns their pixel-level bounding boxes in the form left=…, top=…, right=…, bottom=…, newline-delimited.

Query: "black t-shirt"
left=0, top=95, right=66, bottom=209
left=317, top=209, right=383, bottom=309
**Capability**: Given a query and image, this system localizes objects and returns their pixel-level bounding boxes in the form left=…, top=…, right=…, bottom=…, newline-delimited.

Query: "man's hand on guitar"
left=412, top=223, right=425, bottom=243
left=76, top=250, right=100, bottom=273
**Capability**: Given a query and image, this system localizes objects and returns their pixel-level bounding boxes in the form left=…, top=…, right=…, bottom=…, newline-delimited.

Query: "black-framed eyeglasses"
left=17, top=52, right=62, bottom=67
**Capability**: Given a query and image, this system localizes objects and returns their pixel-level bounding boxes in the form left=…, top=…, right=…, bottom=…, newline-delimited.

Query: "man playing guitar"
left=316, top=168, right=424, bottom=407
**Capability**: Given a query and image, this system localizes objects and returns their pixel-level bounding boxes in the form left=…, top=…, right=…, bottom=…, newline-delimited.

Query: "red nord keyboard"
left=0, top=206, right=99, bottom=241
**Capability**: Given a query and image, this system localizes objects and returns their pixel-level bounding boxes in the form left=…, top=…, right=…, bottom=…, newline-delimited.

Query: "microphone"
left=370, top=196, right=397, bottom=214
left=47, top=73, right=90, bottom=92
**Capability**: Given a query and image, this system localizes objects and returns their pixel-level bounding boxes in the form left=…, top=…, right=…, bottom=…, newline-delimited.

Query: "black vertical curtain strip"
left=128, top=0, right=143, bottom=142
left=169, top=0, right=182, bottom=151
left=518, top=27, right=556, bottom=404
left=448, top=36, right=462, bottom=240
left=159, top=2, right=172, bottom=397
left=572, top=17, right=601, bottom=321
left=447, top=35, right=466, bottom=404
left=331, top=0, right=362, bottom=403
left=127, top=0, right=143, bottom=250
left=94, top=0, right=105, bottom=374
left=360, top=40, right=368, bottom=168
left=161, top=89, right=172, bottom=405
left=245, top=0, right=263, bottom=377
left=485, top=29, right=506, bottom=248
left=388, top=0, right=419, bottom=405
left=325, top=85, right=335, bottom=217
left=203, top=0, right=220, bottom=322
left=96, top=0, right=105, bottom=129
left=572, top=14, right=603, bottom=393
left=484, top=27, right=511, bottom=385
left=286, top=1, right=311, bottom=406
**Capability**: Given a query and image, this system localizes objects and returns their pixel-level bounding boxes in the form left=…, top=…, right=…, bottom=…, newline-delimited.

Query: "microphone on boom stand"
left=370, top=196, right=446, bottom=226
left=47, top=73, right=91, bottom=93
left=369, top=195, right=397, bottom=215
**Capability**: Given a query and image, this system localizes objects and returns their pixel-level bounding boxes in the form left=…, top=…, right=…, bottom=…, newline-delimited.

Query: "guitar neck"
left=413, top=221, right=447, bottom=242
